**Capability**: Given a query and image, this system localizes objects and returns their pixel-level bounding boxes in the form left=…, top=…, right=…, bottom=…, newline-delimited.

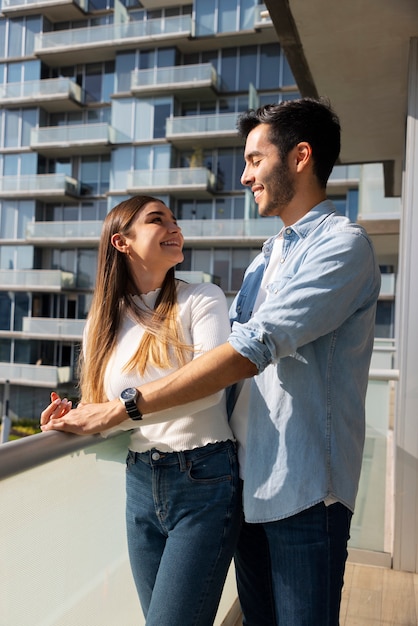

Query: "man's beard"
left=259, top=160, right=295, bottom=217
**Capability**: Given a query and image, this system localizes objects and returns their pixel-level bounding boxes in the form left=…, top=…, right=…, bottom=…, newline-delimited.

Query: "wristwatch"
left=119, top=387, right=143, bottom=420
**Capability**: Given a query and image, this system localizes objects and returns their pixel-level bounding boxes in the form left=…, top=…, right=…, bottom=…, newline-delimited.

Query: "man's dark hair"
left=237, top=97, right=341, bottom=188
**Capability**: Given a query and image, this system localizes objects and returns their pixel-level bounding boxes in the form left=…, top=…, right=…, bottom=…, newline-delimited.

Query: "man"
left=42, top=98, right=381, bottom=625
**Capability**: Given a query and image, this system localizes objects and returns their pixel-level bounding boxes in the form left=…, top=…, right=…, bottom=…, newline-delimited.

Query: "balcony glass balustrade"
left=22, top=317, right=85, bottom=340
left=0, top=363, right=72, bottom=386
left=1, top=0, right=87, bottom=18
left=127, top=168, right=216, bottom=197
left=30, top=124, right=118, bottom=157
left=0, top=357, right=397, bottom=623
left=0, top=269, right=75, bottom=290
left=166, top=112, right=241, bottom=148
left=0, top=174, right=80, bottom=200
left=26, top=220, right=102, bottom=242
left=0, top=431, right=239, bottom=626
left=34, top=15, right=192, bottom=64
left=25, top=218, right=282, bottom=243
left=0, top=77, right=83, bottom=110
left=131, top=63, right=218, bottom=96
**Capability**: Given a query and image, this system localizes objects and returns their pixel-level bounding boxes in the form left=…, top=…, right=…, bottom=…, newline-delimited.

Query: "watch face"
left=121, top=388, right=137, bottom=402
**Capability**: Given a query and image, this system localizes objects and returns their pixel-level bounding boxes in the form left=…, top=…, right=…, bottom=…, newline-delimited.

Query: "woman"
left=41, top=196, right=241, bottom=626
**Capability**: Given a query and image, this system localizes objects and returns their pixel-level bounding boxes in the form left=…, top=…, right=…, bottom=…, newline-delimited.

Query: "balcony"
left=0, top=174, right=81, bottom=202
left=30, top=123, right=116, bottom=157
left=0, top=353, right=405, bottom=623
left=127, top=167, right=216, bottom=198
left=180, top=217, right=283, bottom=246
left=26, top=220, right=102, bottom=246
left=0, top=0, right=87, bottom=21
left=166, top=112, right=241, bottom=148
left=0, top=363, right=71, bottom=386
left=34, top=15, right=193, bottom=66
left=130, top=63, right=219, bottom=99
left=21, top=316, right=85, bottom=340
left=0, top=77, right=84, bottom=111
left=0, top=269, right=75, bottom=291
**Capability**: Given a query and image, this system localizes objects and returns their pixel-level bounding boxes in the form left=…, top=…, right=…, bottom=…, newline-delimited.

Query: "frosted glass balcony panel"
left=26, top=220, right=102, bottom=241
left=30, top=124, right=116, bottom=157
left=179, top=218, right=282, bottom=239
left=34, top=16, right=192, bottom=65
left=0, top=174, right=80, bottom=201
left=131, top=63, right=218, bottom=96
left=1, top=0, right=87, bottom=19
left=0, top=269, right=75, bottom=290
left=127, top=168, right=216, bottom=197
left=0, top=77, right=83, bottom=110
left=0, top=363, right=71, bottom=385
left=22, top=317, right=85, bottom=339
left=166, top=113, right=241, bottom=148
left=0, top=432, right=239, bottom=625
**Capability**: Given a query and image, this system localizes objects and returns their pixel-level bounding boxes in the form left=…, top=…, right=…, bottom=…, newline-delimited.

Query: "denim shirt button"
left=286, top=228, right=292, bottom=235
left=280, top=258, right=285, bottom=263
left=152, top=452, right=160, bottom=461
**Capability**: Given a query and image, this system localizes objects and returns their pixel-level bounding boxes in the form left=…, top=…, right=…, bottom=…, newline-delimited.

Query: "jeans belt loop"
left=177, top=450, right=187, bottom=472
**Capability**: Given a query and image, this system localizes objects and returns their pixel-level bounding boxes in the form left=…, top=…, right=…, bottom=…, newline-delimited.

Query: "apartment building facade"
left=0, top=0, right=393, bottom=420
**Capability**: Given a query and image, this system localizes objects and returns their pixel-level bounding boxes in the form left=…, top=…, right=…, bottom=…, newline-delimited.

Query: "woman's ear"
left=111, top=233, right=128, bottom=252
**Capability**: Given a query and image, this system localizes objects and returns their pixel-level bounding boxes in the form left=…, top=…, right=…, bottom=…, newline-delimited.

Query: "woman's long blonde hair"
left=79, top=195, right=191, bottom=403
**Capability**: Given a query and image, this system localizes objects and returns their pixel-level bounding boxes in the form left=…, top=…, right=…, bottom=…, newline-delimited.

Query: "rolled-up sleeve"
left=228, top=224, right=380, bottom=373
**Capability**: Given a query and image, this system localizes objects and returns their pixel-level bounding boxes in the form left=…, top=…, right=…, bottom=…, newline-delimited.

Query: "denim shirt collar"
left=261, top=199, right=336, bottom=259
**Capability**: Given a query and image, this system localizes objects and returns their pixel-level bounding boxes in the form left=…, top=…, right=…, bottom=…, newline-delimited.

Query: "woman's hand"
left=40, top=392, right=126, bottom=435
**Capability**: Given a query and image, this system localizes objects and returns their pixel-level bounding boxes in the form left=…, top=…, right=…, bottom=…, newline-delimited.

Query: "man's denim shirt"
left=228, top=200, right=381, bottom=523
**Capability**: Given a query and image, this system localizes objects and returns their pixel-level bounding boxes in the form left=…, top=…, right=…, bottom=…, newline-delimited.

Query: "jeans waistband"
left=129, top=439, right=235, bottom=469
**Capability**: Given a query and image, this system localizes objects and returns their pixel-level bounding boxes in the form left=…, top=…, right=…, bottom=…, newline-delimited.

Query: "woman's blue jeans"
left=235, top=501, right=352, bottom=626
left=125, top=440, right=242, bottom=626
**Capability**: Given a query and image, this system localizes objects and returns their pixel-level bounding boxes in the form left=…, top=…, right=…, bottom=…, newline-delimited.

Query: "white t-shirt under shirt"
left=100, top=280, right=235, bottom=453
left=230, top=234, right=284, bottom=478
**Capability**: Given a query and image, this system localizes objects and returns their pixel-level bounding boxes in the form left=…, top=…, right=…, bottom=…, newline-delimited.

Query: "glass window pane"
left=259, top=43, right=281, bottom=89
left=213, top=249, right=229, bottom=291
left=15, top=245, right=33, bottom=270
left=240, top=0, right=255, bottom=30
left=4, top=111, right=19, bottom=148
left=115, top=51, right=136, bottom=92
left=216, top=150, right=233, bottom=192
left=111, top=147, right=132, bottom=189
left=220, top=49, right=237, bottom=91
left=111, top=98, right=133, bottom=140
left=0, top=293, right=12, bottom=330
left=8, top=20, right=23, bottom=58
left=134, top=100, right=153, bottom=140
left=17, top=201, right=33, bottom=238
left=0, top=203, right=16, bottom=238
left=77, top=249, right=97, bottom=289
left=154, top=103, right=170, bottom=139
left=14, top=292, right=29, bottom=331
left=21, top=109, right=37, bottom=146
left=239, top=46, right=257, bottom=91
left=282, top=56, right=296, bottom=86
left=0, top=339, right=11, bottom=361
left=25, top=16, right=40, bottom=55
left=195, top=0, right=216, bottom=36
left=219, top=0, right=237, bottom=32
left=85, top=64, right=102, bottom=103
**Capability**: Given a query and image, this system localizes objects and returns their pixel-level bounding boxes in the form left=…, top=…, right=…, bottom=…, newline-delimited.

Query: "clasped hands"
left=40, top=391, right=126, bottom=435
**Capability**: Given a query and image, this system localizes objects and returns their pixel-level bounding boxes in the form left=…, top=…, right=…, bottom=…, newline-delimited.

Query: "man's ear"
left=295, top=141, right=312, bottom=172
left=111, top=233, right=128, bottom=252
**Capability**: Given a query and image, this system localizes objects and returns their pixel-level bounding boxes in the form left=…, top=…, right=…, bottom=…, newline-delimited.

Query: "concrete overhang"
left=264, top=0, right=418, bottom=197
